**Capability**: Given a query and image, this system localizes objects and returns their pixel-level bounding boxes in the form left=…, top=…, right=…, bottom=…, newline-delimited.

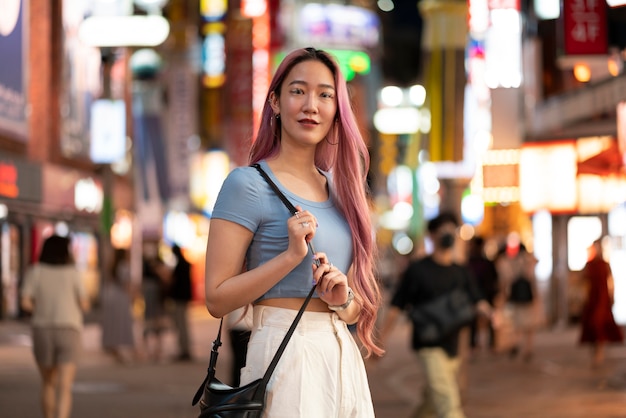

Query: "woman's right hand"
left=286, top=206, right=318, bottom=262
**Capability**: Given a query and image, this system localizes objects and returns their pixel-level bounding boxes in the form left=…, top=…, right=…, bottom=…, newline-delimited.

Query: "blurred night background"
left=1, top=0, right=626, bottom=384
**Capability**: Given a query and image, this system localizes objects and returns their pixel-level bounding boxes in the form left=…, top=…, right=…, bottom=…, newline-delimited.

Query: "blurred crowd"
left=17, top=225, right=624, bottom=418
left=375, top=212, right=623, bottom=418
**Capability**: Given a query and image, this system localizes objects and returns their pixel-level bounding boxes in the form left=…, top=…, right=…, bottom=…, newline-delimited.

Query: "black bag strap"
left=252, top=163, right=298, bottom=213
left=252, top=163, right=318, bottom=388
left=252, top=163, right=321, bottom=267
left=192, top=319, right=224, bottom=405
left=192, top=163, right=318, bottom=406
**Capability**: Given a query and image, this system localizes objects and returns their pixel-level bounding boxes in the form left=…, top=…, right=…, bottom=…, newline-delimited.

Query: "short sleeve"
left=390, top=264, right=415, bottom=310
left=211, top=167, right=262, bottom=232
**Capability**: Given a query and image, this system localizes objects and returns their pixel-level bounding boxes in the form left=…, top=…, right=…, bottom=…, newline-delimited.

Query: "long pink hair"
left=249, top=48, right=383, bottom=357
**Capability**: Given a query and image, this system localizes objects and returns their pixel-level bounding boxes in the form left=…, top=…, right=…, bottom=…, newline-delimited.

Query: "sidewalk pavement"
left=1, top=303, right=626, bottom=418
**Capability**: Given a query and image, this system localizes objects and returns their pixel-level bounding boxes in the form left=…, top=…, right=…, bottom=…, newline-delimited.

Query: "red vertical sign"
left=225, top=17, right=254, bottom=167
left=563, top=0, right=608, bottom=55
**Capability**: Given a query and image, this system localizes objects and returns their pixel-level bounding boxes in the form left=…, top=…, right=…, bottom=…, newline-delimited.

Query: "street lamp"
left=374, top=84, right=432, bottom=246
left=78, top=15, right=170, bottom=48
left=77, top=10, right=170, bottom=284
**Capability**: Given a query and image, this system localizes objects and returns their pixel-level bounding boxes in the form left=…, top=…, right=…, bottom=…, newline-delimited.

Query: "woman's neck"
left=267, top=153, right=319, bottom=179
left=266, top=153, right=328, bottom=202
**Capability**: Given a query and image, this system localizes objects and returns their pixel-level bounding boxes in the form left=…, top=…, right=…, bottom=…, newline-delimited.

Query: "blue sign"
left=0, top=0, right=27, bottom=140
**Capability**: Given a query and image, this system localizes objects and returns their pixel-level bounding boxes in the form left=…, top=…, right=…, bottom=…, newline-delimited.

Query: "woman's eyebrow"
left=287, top=80, right=336, bottom=91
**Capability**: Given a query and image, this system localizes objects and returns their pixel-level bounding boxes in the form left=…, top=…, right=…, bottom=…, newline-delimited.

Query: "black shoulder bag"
left=409, top=270, right=476, bottom=344
left=192, top=164, right=319, bottom=418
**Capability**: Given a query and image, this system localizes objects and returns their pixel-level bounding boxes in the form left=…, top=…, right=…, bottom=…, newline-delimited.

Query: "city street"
left=1, top=304, right=626, bottom=418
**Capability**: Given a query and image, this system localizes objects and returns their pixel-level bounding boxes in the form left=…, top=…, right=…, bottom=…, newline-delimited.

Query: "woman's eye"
left=291, top=88, right=304, bottom=95
left=321, top=92, right=334, bottom=99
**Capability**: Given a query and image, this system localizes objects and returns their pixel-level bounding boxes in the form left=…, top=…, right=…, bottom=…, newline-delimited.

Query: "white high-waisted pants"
left=240, top=305, right=375, bottom=418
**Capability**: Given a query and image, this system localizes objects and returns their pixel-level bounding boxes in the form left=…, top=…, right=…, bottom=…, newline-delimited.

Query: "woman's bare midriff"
left=256, top=297, right=331, bottom=312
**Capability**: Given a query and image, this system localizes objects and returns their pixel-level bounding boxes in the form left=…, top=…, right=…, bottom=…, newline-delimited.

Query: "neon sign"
left=0, top=162, right=18, bottom=198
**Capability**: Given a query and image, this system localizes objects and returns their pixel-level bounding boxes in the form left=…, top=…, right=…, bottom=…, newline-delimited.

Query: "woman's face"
left=271, top=59, right=337, bottom=148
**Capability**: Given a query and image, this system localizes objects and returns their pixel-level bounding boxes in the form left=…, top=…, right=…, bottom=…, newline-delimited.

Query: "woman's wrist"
left=329, top=287, right=360, bottom=324
left=335, top=299, right=360, bottom=324
left=328, top=287, right=354, bottom=311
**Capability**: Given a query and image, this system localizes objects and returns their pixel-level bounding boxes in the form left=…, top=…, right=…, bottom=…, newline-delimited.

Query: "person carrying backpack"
left=497, top=242, right=544, bottom=362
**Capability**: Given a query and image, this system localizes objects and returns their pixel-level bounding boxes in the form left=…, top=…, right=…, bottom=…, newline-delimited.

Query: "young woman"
left=204, top=47, right=382, bottom=417
left=21, top=235, right=90, bottom=418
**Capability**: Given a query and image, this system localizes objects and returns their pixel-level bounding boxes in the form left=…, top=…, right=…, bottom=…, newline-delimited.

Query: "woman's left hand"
left=312, top=252, right=350, bottom=306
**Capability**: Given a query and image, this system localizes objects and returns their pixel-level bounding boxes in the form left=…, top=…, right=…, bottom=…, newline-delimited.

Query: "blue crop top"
left=211, top=160, right=353, bottom=301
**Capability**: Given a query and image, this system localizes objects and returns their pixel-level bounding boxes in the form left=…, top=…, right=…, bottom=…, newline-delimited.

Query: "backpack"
left=509, top=275, right=534, bottom=303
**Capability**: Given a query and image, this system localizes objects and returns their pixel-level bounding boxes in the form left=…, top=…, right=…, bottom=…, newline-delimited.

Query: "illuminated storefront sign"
left=89, top=99, right=126, bottom=163
left=74, top=177, right=103, bottom=213
left=200, top=0, right=227, bottom=88
left=519, top=138, right=626, bottom=214
left=562, top=0, right=608, bottom=55
left=202, top=33, right=226, bottom=87
left=295, top=3, right=380, bottom=51
left=481, top=149, right=520, bottom=204
left=241, top=0, right=267, bottom=17
left=190, top=150, right=230, bottom=216
left=0, top=162, right=18, bottom=198
left=273, top=49, right=370, bottom=82
left=42, top=165, right=101, bottom=214
left=484, top=0, right=522, bottom=88
left=0, top=156, right=41, bottom=201
left=520, top=141, right=578, bottom=213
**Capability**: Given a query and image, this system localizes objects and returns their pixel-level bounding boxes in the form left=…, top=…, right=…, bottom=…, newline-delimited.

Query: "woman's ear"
left=268, top=92, right=279, bottom=114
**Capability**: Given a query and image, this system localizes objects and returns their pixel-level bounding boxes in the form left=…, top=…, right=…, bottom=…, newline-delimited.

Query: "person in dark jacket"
left=380, top=212, right=491, bottom=418
left=467, top=236, right=499, bottom=353
left=170, top=244, right=193, bottom=361
left=141, top=244, right=170, bottom=362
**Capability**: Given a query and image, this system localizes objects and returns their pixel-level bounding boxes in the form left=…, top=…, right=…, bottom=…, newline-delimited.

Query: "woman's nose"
left=302, top=94, right=318, bottom=113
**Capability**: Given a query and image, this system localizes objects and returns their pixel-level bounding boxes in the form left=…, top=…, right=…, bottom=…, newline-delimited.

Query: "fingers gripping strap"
left=252, top=164, right=321, bottom=263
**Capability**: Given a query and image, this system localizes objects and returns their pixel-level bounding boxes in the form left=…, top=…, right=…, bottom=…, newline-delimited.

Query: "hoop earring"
left=325, top=137, right=338, bottom=145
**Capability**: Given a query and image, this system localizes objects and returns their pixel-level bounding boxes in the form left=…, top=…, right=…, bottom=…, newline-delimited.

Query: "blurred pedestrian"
left=497, top=242, right=544, bottom=361
left=379, top=212, right=491, bottom=418
left=579, top=238, right=624, bottom=368
left=169, top=244, right=193, bottom=361
left=466, top=236, right=499, bottom=353
left=100, top=248, right=138, bottom=364
left=204, top=47, right=382, bottom=416
left=225, top=306, right=252, bottom=387
left=20, top=235, right=90, bottom=418
left=141, top=245, right=170, bottom=362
